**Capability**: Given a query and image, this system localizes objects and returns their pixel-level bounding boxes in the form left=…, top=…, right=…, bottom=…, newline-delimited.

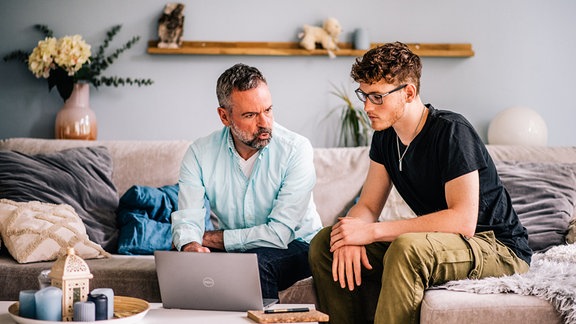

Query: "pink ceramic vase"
left=54, top=83, right=98, bottom=140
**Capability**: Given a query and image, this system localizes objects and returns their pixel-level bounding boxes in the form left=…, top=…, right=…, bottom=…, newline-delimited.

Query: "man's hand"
left=181, top=241, right=210, bottom=253
left=332, top=245, right=372, bottom=291
left=330, top=217, right=373, bottom=251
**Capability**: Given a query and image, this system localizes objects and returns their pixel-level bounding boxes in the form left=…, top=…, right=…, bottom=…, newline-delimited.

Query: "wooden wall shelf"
left=147, top=41, right=474, bottom=58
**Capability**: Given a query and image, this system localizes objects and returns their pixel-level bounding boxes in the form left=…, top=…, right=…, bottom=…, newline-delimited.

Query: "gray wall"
left=1, top=0, right=575, bottom=147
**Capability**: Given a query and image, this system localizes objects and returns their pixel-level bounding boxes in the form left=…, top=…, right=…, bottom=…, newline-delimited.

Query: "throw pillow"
left=0, top=199, right=110, bottom=263
left=495, top=161, right=576, bottom=252
left=0, top=146, right=119, bottom=252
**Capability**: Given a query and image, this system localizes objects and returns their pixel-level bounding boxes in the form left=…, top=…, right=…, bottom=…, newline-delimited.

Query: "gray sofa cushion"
left=421, top=290, right=562, bottom=324
left=0, top=146, right=119, bottom=252
left=496, top=161, right=576, bottom=252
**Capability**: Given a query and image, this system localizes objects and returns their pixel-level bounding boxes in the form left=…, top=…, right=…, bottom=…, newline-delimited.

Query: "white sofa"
left=1, top=138, right=575, bottom=323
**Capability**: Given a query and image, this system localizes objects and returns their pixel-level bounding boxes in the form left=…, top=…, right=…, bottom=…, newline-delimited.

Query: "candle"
left=73, top=301, right=96, bottom=322
left=88, top=293, right=108, bottom=321
left=18, top=290, right=36, bottom=319
left=34, top=286, right=62, bottom=321
left=91, top=288, right=114, bottom=319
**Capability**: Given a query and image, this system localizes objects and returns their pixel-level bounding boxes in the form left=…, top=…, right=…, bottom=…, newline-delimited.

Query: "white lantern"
left=487, top=106, right=548, bottom=146
left=49, top=247, right=93, bottom=321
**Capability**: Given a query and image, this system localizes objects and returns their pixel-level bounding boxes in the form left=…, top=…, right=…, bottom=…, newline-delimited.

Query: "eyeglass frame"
left=355, top=84, right=408, bottom=105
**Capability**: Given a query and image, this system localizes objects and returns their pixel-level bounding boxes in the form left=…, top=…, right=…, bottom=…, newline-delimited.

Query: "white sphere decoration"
left=487, top=106, right=548, bottom=146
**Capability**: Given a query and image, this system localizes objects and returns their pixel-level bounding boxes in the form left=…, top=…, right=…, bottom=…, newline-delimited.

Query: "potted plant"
left=329, top=83, right=372, bottom=147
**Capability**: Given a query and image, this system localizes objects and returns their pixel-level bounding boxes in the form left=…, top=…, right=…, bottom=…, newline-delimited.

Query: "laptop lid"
left=154, top=251, right=274, bottom=312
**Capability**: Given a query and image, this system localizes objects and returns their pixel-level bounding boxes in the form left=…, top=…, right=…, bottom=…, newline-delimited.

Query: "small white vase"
left=54, top=83, right=98, bottom=140
left=353, top=28, right=370, bottom=50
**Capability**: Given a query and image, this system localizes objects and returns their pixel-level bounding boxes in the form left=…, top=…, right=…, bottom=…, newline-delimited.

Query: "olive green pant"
left=309, top=227, right=529, bottom=324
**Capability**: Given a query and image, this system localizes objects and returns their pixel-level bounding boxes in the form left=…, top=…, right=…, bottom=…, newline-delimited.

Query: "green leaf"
left=330, top=83, right=373, bottom=147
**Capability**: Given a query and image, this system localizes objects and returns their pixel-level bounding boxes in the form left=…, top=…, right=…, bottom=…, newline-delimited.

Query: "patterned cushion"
left=0, top=199, right=110, bottom=263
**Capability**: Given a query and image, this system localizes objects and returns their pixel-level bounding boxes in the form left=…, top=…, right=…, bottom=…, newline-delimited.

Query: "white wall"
left=1, top=0, right=575, bottom=147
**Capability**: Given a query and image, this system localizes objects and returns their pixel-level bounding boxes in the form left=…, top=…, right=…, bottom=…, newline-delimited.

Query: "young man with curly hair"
left=309, top=42, right=532, bottom=324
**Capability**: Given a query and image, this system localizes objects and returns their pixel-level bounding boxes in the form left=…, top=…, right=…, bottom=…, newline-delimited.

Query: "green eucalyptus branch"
left=3, top=25, right=53, bottom=63
left=2, top=50, right=29, bottom=63
left=96, top=76, right=154, bottom=87
left=33, top=24, right=54, bottom=38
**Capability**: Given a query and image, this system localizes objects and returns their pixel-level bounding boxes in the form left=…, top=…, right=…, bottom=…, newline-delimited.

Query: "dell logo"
left=203, top=277, right=215, bottom=287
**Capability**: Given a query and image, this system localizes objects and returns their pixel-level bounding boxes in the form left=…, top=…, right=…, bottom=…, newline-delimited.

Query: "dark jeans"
left=245, top=240, right=311, bottom=299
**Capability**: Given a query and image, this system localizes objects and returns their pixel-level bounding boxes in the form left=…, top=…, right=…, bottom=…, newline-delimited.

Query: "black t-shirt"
left=370, top=104, right=532, bottom=264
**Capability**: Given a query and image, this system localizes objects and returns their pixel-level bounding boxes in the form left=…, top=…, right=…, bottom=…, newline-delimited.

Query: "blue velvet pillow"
left=116, top=184, right=212, bottom=255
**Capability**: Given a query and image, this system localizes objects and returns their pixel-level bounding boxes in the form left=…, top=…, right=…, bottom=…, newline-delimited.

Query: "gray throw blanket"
left=436, top=244, right=576, bottom=323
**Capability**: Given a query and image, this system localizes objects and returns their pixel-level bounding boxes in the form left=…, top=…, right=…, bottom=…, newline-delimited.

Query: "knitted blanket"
left=437, top=244, right=576, bottom=323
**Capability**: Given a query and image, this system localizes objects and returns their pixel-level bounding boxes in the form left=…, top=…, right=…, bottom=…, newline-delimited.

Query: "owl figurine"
left=157, top=3, right=185, bottom=49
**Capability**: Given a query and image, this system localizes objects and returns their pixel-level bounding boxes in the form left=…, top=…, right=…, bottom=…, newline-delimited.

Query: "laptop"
left=154, top=251, right=278, bottom=311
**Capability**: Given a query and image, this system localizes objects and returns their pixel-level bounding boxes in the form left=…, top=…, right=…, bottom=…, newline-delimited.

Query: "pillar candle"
left=73, top=301, right=96, bottom=322
left=18, top=290, right=37, bottom=319
left=91, top=288, right=114, bottom=319
left=34, top=286, right=62, bottom=321
left=88, top=293, right=108, bottom=321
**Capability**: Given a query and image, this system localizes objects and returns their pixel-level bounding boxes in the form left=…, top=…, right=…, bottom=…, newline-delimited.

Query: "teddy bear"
left=298, top=17, right=342, bottom=58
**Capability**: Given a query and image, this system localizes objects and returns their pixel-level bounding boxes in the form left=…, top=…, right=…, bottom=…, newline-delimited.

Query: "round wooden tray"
left=8, top=296, right=149, bottom=324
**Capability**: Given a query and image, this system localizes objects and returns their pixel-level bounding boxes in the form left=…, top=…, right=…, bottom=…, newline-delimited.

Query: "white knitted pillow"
left=0, top=199, right=110, bottom=263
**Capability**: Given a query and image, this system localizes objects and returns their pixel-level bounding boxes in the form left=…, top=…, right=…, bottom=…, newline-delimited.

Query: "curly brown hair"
left=351, top=42, right=422, bottom=94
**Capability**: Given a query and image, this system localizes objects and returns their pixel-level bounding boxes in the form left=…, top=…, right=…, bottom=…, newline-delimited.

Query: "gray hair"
left=216, top=63, right=267, bottom=110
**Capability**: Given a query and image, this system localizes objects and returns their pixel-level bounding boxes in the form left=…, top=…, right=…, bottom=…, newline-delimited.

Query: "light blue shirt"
left=171, top=123, right=322, bottom=252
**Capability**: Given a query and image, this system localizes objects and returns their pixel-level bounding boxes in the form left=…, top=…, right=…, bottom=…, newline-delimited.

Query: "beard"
left=229, top=122, right=273, bottom=149
left=370, top=104, right=405, bottom=131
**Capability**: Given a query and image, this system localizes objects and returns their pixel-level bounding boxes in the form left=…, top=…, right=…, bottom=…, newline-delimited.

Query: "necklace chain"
left=396, top=107, right=426, bottom=172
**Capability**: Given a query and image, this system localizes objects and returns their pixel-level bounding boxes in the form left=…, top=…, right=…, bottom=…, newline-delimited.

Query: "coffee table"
left=0, top=301, right=318, bottom=324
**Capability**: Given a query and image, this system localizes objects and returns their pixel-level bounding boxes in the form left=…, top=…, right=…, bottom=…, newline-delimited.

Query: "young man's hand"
left=330, top=217, right=374, bottom=251
left=332, top=245, right=372, bottom=290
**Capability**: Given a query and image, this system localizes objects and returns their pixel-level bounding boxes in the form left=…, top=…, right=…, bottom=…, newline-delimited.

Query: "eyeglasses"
left=355, top=84, right=407, bottom=105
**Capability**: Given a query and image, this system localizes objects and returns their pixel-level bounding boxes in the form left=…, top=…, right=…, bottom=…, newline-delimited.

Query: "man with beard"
left=172, top=63, right=323, bottom=299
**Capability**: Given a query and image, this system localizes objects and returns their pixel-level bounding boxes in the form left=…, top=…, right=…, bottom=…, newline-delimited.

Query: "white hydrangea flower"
left=27, top=35, right=91, bottom=79
left=54, top=35, right=91, bottom=76
left=28, top=37, right=58, bottom=78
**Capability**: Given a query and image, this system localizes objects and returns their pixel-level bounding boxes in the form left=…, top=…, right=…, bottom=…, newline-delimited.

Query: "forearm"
left=202, top=230, right=225, bottom=250
left=373, top=209, right=477, bottom=242
left=224, top=222, right=295, bottom=251
left=346, top=202, right=381, bottom=223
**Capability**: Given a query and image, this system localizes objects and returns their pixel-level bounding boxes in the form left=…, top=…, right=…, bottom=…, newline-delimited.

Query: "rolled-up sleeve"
left=171, top=145, right=208, bottom=251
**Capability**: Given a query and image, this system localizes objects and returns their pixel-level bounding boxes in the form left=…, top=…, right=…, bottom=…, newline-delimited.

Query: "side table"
left=0, top=301, right=318, bottom=324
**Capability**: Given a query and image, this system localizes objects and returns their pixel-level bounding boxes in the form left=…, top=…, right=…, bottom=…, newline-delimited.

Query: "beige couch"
left=0, top=138, right=575, bottom=323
